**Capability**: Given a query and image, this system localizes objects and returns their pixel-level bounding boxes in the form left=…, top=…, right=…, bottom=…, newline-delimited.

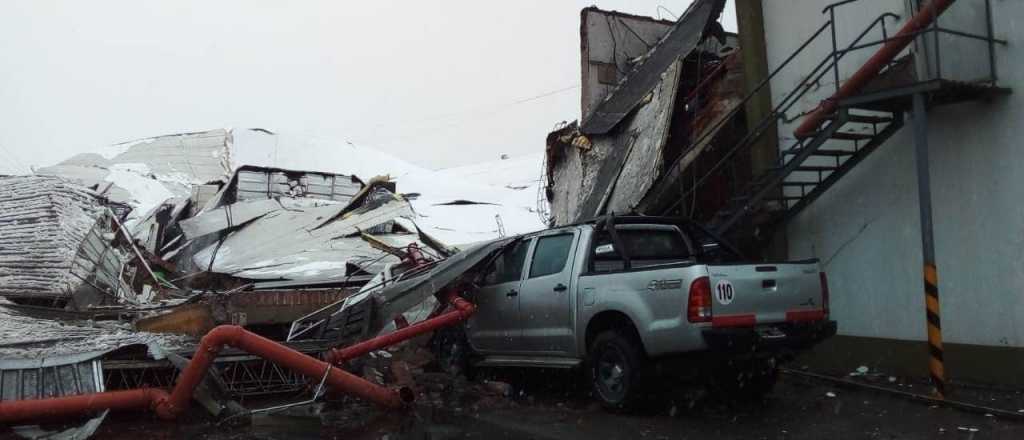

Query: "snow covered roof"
left=229, top=128, right=547, bottom=245
left=35, top=127, right=548, bottom=246
left=35, top=129, right=233, bottom=227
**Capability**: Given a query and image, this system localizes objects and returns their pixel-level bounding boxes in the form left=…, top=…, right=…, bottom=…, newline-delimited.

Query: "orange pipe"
left=0, top=326, right=411, bottom=424
left=794, top=0, right=957, bottom=138
left=0, top=389, right=168, bottom=424
left=0, top=291, right=478, bottom=424
left=325, top=292, right=477, bottom=364
left=158, top=325, right=409, bottom=419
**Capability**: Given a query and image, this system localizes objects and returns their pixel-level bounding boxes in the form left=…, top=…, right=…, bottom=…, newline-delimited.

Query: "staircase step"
left=794, top=165, right=837, bottom=172
left=827, top=112, right=892, bottom=124
left=783, top=148, right=856, bottom=157
left=846, top=114, right=893, bottom=124
left=781, top=181, right=818, bottom=187
left=830, top=132, right=874, bottom=141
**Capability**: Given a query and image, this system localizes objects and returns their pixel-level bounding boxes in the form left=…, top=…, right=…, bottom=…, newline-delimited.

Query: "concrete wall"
left=760, top=0, right=1022, bottom=349
left=580, top=8, right=675, bottom=119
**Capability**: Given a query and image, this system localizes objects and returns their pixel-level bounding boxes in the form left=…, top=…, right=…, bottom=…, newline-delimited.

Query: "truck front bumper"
left=702, top=320, right=837, bottom=354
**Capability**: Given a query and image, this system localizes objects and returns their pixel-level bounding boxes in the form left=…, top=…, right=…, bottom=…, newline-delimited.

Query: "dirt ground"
left=13, top=368, right=1018, bottom=440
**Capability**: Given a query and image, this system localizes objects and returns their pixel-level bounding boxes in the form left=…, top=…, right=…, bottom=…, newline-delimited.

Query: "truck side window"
left=482, top=240, right=529, bottom=285
left=528, top=234, right=573, bottom=278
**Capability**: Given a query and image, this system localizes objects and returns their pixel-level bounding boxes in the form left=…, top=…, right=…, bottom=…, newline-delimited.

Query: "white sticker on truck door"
left=715, top=279, right=735, bottom=305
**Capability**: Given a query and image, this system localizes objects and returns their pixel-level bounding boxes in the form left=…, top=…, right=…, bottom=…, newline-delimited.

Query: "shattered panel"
left=190, top=196, right=417, bottom=283
left=580, top=0, right=726, bottom=134
left=546, top=60, right=683, bottom=225
left=234, top=166, right=363, bottom=205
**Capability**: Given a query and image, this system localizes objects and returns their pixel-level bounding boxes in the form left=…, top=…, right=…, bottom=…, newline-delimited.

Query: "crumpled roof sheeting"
left=190, top=193, right=418, bottom=284
left=0, top=177, right=108, bottom=300
left=0, top=300, right=191, bottom=359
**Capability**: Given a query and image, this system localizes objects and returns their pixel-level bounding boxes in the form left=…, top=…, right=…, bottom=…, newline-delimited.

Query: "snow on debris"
left=230, top=129, right=547, bottom=245
left=34, top=127, right=547, bottom=246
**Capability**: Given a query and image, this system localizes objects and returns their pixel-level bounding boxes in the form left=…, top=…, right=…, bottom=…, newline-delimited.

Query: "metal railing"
left=659, top=0, right=1003, bottom=218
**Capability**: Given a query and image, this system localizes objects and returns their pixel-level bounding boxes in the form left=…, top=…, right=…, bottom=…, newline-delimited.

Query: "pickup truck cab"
left=456, top=216, right=836, bottom=408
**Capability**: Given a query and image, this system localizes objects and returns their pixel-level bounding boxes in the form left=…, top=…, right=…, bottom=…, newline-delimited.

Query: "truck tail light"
left=820, top=272, right=830, bottom=318
left=687, top=276, right=712, bottom=323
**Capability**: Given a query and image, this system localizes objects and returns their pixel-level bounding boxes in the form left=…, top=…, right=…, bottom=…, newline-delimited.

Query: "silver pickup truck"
left=440, top=216, right=836, bottom=408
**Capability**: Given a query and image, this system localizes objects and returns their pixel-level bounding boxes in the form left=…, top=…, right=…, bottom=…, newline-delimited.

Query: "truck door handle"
left=506, top=290, right=519, bottom=297
left=553, top=284, right=567, bottom=292
left=762, top=279, right=776, bottom=289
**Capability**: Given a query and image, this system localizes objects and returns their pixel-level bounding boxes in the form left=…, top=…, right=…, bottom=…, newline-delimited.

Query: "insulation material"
left=0, top=176, right=118, bottom=300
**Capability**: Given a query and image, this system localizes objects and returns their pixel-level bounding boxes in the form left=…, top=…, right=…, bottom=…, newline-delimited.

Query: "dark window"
left=528, top=234, right=574, bottom=278
left=591, top=227, right=692, bottom=273
left=482, top=240, right=529, bottom=285
left=594, top=62, right=619, bottom=85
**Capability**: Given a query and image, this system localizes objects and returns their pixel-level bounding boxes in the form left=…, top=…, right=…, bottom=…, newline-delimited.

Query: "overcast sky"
left=0, top=1, right=735, bottom=174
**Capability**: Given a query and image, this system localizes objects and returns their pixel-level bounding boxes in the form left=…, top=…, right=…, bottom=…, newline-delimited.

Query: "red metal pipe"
left=1, top=290, right=477, bottom=424
left=0, top=389, right=168, bottom=424
left=158, top=325, right=409, bottom=419
left=0, top=326, right=410, bottom=424
left=326, top=292, right=476, bottom=365
left=794, top=0, right=957, bottom=138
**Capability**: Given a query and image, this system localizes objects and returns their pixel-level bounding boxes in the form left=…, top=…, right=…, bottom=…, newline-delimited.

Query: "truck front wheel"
left=588, top=330, right=647, bottom=410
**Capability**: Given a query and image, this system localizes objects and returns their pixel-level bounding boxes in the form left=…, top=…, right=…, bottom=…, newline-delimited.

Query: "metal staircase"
left=663, top=0, right=1008, bottom=241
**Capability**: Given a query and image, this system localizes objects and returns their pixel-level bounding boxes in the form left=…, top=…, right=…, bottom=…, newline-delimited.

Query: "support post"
left=736, top=0, right=786, bottom=260
left=912, top=92, right=945, bottom=399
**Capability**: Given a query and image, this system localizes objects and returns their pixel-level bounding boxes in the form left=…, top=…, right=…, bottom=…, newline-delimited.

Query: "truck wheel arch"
left=585, top=311, right=646, bottom=356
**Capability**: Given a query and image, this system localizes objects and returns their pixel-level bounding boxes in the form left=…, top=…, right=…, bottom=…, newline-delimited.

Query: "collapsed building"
left=545, top=1, right=755, bottom=244
left=0, top=127, right=544, bottom=434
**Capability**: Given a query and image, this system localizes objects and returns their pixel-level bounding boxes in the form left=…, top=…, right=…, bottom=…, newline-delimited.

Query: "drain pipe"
left=794, top=0, right=957, bottom=138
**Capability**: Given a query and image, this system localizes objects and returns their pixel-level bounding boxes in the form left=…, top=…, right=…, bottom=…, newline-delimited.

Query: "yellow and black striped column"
left=913, top=93, right=946, bottom=399
left=923, top=263, right=945, bottom=398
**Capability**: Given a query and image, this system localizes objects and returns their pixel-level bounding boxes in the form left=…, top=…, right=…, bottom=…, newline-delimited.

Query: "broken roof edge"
left=579, top=0, right=727, bottom=135
left=580, top=5, right=676, bottom=27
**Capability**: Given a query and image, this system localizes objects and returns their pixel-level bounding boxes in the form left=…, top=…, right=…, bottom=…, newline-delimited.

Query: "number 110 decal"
left=715, top=279, right=735, bottom=305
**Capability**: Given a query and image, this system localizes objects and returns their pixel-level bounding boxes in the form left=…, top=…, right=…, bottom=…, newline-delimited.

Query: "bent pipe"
left=0, top=326, right=411, bottom=424
left=325, top=292, right=477, bottom=365
left=794, top=0, right=956, bottom=138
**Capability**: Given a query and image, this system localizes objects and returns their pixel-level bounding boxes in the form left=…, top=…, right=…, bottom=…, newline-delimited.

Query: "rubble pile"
left=0, top=128, right=543, bottom=435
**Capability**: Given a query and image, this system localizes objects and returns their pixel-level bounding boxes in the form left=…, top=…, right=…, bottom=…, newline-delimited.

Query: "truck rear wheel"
left=588, top=330, right=646, bottom=410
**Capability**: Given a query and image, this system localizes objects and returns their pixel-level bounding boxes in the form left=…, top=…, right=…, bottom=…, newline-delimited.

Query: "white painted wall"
left=761, top=0, right=1022, bottom=347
